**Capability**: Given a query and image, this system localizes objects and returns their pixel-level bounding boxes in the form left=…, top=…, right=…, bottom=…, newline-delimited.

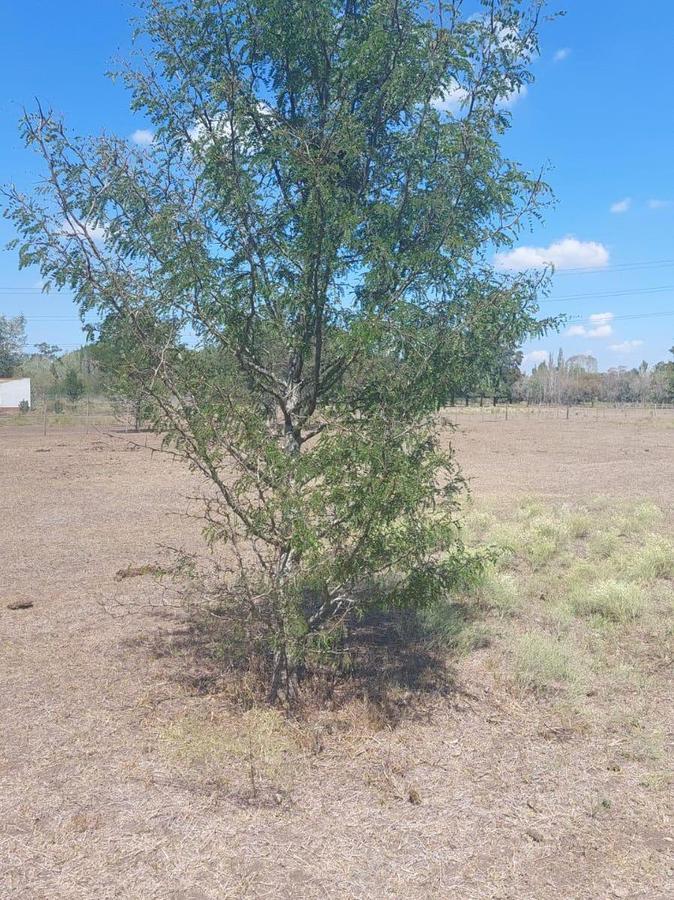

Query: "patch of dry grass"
left=161, top=707, right=299, bottom=798
left=569, top=579, right=646, bottom=623
left=510, top=631, right=580, bottom=693
left=473, top=568, right=521, bottom=617
left=460, top=497, right=673, bottom=697
left=624, top=535, right=674, bottom=580
left=2, top=417, right=673, bottom=900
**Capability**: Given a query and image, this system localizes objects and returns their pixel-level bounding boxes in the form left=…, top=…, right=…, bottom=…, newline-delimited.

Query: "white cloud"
left=610, top=340, right=644, bottom=353
left=61, top=217, right=106, bottom=244
left=495, top=237, right=610, bottom=272
left=523, top=350, right=549, bottom=369
left=648, top=199, right=672, bottom=209
left=610, top=197, right=631, bottom=214
left=188, top=114, right=233, bottom=144
left=498, top=84, right=528, bottom=109
left=130, top=129, right=154, bottom=146
left=433, top=75, right=527, bottom=116
left=567, top=312, right=614, bottom=338
left=553, top=48, right=571, bottom=63
left=432, top=81, right=470, bottom=115
left=589, top=312, right=614, bottom=326
left=188, top=104, right=275, bottom=147
left=588, top=324, right=613, bottom=338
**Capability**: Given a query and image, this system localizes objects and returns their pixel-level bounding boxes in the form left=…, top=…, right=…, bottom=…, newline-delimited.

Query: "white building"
left=0, top=377, right=31, bottom=410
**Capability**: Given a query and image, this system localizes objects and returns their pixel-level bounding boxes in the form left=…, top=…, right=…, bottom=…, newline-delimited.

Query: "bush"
left=18, top=399, right=30, bottom=413
left=63, top=367, right=85, bottom=402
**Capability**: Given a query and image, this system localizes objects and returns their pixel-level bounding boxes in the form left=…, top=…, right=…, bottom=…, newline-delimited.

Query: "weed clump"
left=511, top=632, right=578, bottom=693
left=588, top=531, right=621, bottom=560
left=474, top=569, right=521, bottom=617
left=570, top=579, right=646, bottom=623
left=567, top=513, right=592, bottom=539
left=626, top=536, right=674, bottom=581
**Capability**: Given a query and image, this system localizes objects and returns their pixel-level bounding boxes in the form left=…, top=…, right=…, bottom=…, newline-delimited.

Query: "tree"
left=34, top=342, right=61, bottom=359
left=5, top=0, right=552, bottom=699
left=62, top=366, right=85, bottom=402
left=651, top=347, right=674, bottom=403
left=0, top=314, right=26, bottom=377
left=91, top=312, right=175, bottom=430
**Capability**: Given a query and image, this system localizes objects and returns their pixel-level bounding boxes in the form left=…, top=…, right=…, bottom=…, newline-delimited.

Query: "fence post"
left=42, top=395, right=48, bottom=437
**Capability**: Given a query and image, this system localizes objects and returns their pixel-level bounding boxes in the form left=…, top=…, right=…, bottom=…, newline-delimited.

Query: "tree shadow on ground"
left=135, top=597, right=477, bottom=725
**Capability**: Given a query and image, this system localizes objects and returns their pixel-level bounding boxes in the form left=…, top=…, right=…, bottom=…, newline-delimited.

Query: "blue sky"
left=1, top=1, right=673, bottom=370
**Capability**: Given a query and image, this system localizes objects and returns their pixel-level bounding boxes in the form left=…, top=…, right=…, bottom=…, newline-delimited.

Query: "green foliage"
left=33, top=342, right=61, bottom=359
left=62, top=367, right=85, bottom=402
left=588, top=530, right=621, bottom=560
left=89, top=314, right=168, bottom=428
left=0, top=314, right=26, bottom=377
left=5, top=0, right=552, bottom=699
left=18, top=346, right=100, bottom=399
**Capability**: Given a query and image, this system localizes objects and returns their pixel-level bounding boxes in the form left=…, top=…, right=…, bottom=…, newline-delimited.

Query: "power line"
left=607, top=311, right=674, bottom=322
left=541, top=285, right=674, bottom=304
left=18, top=304, right=674, bottom=323
left=4, top=256, right=674, bottom=294
left=11, top=289, right=674, bottom=312
left=552, top=257, right=674, bottom=277
left=568, top=310, right=674, bottom=322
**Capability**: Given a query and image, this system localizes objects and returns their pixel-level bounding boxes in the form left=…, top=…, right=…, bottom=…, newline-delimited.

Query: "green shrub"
left=464, top=509, right=497, bottom=539
left=632, top=502, right=664, bottom=530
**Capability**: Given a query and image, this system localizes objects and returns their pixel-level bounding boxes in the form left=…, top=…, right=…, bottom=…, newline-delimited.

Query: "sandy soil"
left=1, top=411, right=672, bottom=899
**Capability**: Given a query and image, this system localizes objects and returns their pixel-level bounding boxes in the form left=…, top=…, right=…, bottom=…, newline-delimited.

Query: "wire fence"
left=438, top=400, right=674, bottom=426
left=0, top=397, right=141, bottom=436
left=1, top=396, right=673, bottom=437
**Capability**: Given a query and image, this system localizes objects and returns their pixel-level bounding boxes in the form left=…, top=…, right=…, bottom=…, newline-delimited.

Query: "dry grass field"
left=1, top=408, right=672, bottom=899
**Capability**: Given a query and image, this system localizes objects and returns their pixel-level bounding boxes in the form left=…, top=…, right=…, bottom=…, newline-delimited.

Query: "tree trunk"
left=268, top=371, right=304, bottom=703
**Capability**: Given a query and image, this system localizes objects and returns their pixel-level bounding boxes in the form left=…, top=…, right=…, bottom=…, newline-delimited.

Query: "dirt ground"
left=1, top=409, right=672, bottom=899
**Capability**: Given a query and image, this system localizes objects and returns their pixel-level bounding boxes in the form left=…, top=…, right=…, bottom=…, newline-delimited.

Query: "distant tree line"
left=4, top=311, right=672, bottom=412
left=513, top=349, right=674, bottom=406
left=0, top=313, right=95, bottom=403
